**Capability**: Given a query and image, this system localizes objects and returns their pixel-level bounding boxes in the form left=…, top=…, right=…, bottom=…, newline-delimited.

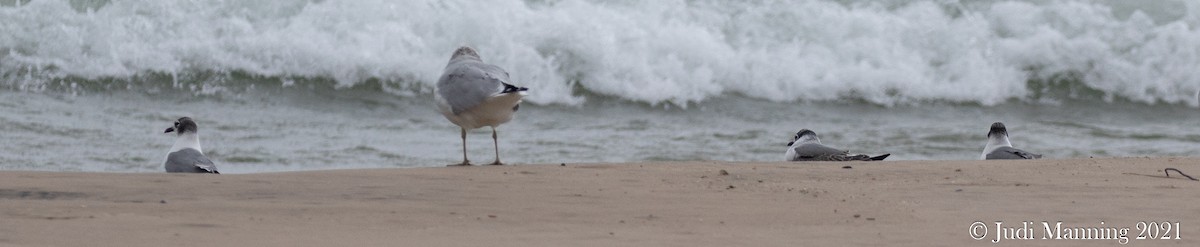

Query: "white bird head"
left=450, top=46, right=481, bottom=62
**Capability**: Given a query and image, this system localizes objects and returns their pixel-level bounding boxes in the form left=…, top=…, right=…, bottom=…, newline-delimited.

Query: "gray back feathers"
left=165, top=148, right=218, bottom=173
left=985, top=146, right=1042, bottom=160
left=790, top=143, right=885, bottom=161
left=437, top=47, right=510, bottom=115
left=791, top=143, right=851, bottom=161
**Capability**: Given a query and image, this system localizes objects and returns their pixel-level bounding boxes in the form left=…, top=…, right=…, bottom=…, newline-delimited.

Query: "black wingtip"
left=869, top=154, right=891, bottom=161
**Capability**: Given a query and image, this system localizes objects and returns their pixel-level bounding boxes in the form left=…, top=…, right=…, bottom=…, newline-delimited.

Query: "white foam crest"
left=1, top=0, right=1198, bottom=106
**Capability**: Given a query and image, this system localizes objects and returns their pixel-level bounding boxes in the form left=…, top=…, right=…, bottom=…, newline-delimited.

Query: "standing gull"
left=163, top=117, right=219, bottom=173
left=785, top=129, right=890, bottom=161
left=435, top=46, right=529, bottom=166
left=980, top=122, right=1042, bottom=160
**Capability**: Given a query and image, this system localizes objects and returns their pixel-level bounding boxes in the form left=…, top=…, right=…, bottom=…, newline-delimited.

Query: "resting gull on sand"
left=980, top=122, right=1042, bottom=160
left=785, top=129, right=890, bottom=162
left=163, top=117, right=219, bottom=173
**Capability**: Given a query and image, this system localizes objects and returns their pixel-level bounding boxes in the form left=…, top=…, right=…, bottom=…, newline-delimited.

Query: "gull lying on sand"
left=785, top=129, right=890, bottom=162
left=163, top=117, right=219, bottom=173
left=981, top=122, right=1042, bottom=160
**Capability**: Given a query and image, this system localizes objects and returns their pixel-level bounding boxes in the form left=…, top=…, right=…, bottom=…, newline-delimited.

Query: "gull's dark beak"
left=164, top=127, right=175, bottom=133
left=501, top=83, right=529, bottom=94
left=786, top=141, right=794, bottom=146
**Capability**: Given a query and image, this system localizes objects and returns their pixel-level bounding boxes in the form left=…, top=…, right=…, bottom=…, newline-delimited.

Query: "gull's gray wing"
left=791, top=143, right=853, bottom=161
left=792, top=143, right=888, bottom=161
left=985, top=146, right=1042, bottom=160
left=166, top=148, right=219, bottom=173
left=437, top=59, right=508, bottom=115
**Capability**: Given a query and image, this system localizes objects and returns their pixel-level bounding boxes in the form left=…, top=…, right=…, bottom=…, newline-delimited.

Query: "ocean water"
left=2, top=0, right=1199, bottom=173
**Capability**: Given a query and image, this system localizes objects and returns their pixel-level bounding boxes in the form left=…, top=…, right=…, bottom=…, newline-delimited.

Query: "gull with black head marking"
left=163, top=117, right=219, bottom=173
left=981, top=122, right=1042, bottom=160
left=785, top=129, right=890, bottom=161
left=435, top=46, right=529, bottom=166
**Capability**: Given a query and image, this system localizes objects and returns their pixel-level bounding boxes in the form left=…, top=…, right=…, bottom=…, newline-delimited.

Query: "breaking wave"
left=2, top=0, right=1199, bottom=106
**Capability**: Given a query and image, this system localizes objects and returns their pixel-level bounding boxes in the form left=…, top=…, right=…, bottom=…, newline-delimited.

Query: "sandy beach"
left=0, top=157, right=1196, bottom=246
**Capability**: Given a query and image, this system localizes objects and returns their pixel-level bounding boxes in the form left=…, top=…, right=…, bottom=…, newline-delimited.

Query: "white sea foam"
left=2, top=0, right=1199, bottom=106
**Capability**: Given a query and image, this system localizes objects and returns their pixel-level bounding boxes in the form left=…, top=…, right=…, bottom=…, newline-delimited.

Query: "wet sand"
left=1, top=158, right=1197, bottom=246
